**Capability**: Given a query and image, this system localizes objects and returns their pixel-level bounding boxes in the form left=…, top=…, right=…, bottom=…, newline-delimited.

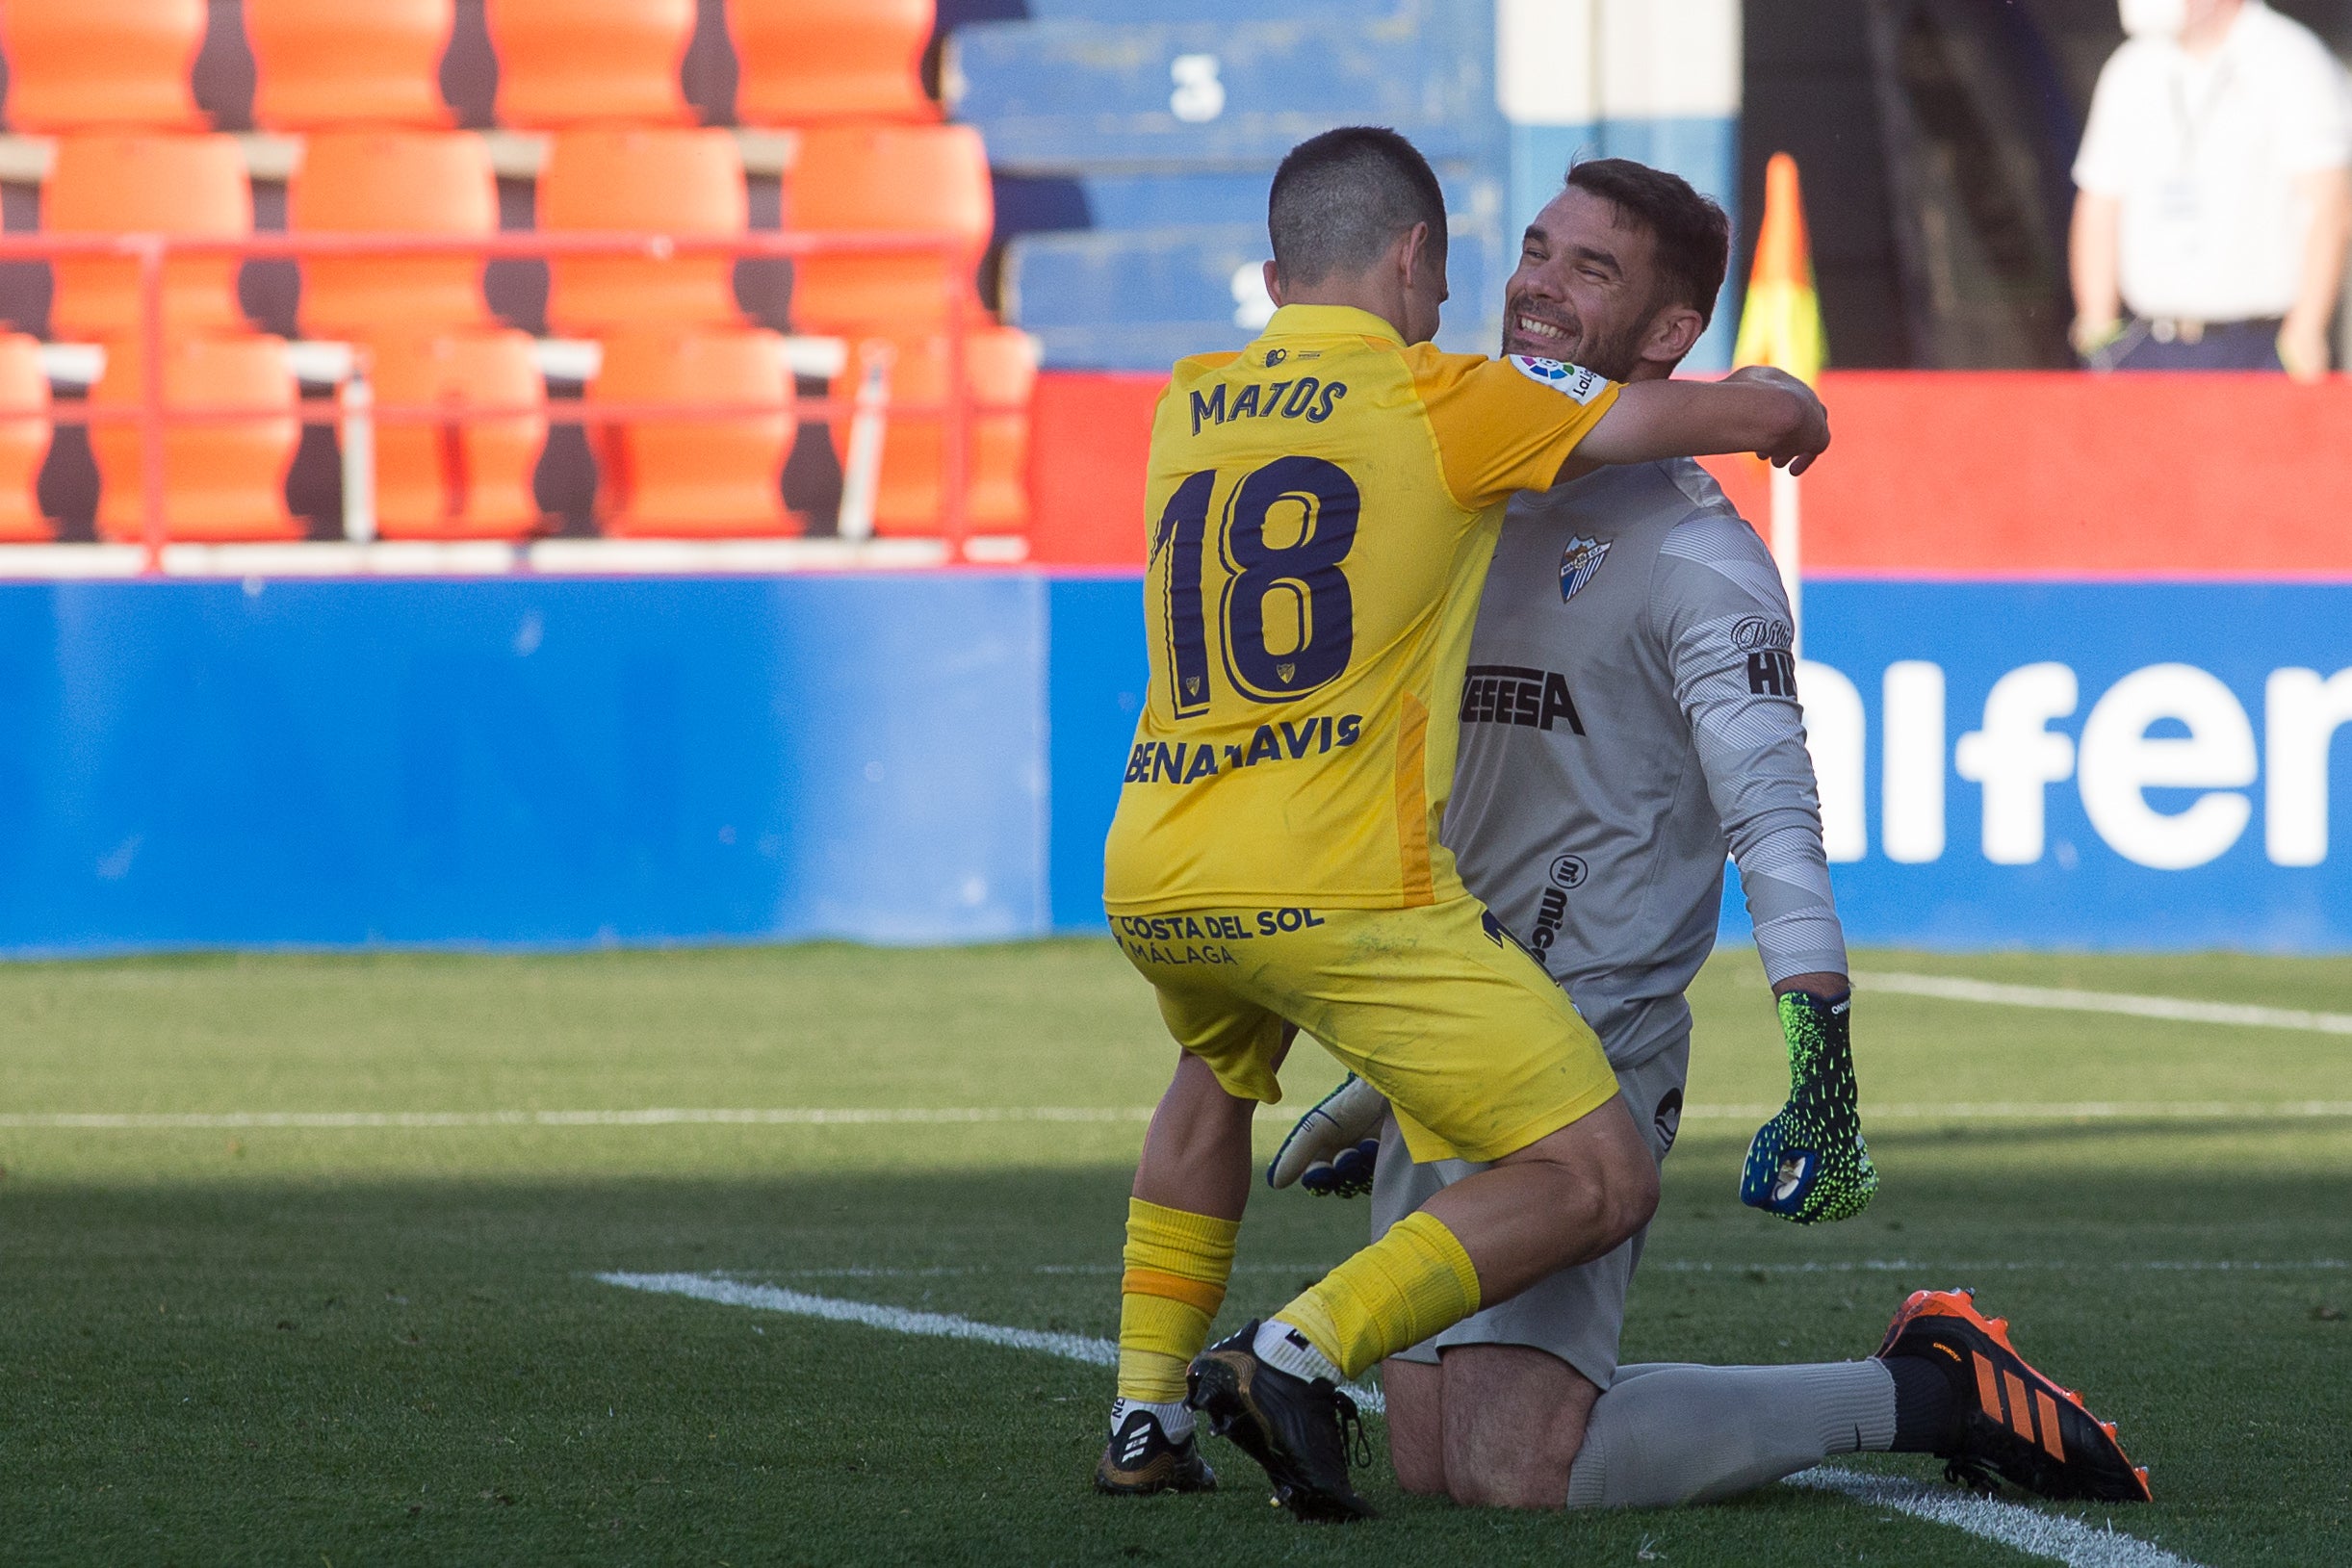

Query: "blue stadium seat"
left=945, top=13, right=1504, bottom=173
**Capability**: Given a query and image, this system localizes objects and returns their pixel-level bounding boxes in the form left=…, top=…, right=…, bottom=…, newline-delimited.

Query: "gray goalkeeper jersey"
left=1444, top=458, right=1848, bottom=1069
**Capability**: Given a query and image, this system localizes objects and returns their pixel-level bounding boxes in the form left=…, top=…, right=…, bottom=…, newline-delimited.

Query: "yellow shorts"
left=1110, top=895, right=1619, bottom=1164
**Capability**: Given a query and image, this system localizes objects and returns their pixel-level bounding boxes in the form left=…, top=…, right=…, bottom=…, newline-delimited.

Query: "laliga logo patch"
left=1509, top=354, right=1607, bottom=405
left=1559, top=535, right=1611, bottom=602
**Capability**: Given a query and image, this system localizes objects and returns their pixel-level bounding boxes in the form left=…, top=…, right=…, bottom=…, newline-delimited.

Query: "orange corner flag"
left=1732, top=152, right=1825, bottom=386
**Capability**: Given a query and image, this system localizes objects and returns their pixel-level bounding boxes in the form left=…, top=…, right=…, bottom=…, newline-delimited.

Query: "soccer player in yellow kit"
left=1093, top=127, right=1829, bottom=1521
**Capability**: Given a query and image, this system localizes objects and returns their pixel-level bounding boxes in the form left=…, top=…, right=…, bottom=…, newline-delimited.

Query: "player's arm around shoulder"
left=1576, top=364, right=1828, bottom=477
left=1405, top=344, right=1630, bottom=512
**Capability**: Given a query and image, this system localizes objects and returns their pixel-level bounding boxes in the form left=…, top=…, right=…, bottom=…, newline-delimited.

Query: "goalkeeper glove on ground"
left=1265, top=1074, right=1388, bottom=1197
left=1741, top=989, right=1877, bottom=1223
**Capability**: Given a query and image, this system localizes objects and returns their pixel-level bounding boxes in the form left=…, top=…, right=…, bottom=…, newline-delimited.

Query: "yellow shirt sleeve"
left=1410, top=349, right=1623, bottom=512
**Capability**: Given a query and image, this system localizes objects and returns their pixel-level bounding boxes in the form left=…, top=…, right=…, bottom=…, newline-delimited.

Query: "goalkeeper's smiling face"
left=1502, top=186, right=1666, bottom=383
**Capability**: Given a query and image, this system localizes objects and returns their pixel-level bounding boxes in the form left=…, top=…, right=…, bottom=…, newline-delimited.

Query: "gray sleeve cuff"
left=1751, top=903, right=1850, bottom=988
left=1739, top=822, right=1848, bottom=985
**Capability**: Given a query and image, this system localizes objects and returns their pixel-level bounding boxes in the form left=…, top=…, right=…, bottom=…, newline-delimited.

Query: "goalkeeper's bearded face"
left=1502, top=188, right=1666, bottom=379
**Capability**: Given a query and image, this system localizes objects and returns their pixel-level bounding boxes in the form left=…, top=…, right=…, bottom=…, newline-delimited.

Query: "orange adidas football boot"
left=1875, top=1288, right=2152, bottom=1503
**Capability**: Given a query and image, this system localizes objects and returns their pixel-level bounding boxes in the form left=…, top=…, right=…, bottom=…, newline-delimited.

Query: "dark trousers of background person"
left=2089, top=318, right=2287, bottom=372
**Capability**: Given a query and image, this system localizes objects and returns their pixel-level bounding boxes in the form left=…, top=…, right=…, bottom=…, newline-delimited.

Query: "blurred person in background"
left=2070, top=0, right=2352, bottom=379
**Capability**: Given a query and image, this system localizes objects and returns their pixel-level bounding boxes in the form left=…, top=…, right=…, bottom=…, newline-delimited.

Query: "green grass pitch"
left=2, top=942, right=2346, bottom=1565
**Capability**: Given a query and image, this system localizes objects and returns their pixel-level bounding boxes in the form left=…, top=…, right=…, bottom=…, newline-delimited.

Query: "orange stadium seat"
left=289, top=131, right=498, bottom=341
left=0, top=0, right=204, bottom=133
left=484, top=0, right=694, bottom=128
left=836, top=326, right=1035, bottom=534
left=369, top=330, right=549, bottom=540
left=90, top=334, right=303, bottom=542
left=787, top=125, right=991, bottom=336
left=590, top=329, right=796, bottom=536
left=0, top=334, right=55, bottom=542
left=246, top=0, right=455, bottom=131
left=732, top=0, right=937, bottom=126
left=538, top=128, right=746, bottom=335
left=43, top=134, right=252, bottom=342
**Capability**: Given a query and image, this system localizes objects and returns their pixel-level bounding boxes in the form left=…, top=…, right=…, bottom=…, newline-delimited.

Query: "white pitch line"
left=599, top=1271, right=2202, bottom=1565
left=594, top=1270, right=1389, bottom=1413
left=598, top=1271, right=1126, bottom=1371
left=1859, top=970, right=2352, bottom=1038
left=6, top=1099, right=2348, bottom=1131
left=1789, top=1468, right=2204, bottom=1568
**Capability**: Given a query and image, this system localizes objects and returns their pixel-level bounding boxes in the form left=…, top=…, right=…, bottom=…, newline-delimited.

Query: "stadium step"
left=1003, top=208, right=1506, bottom=372
left=994, top=171, right=1272, bottom=242
left=944, top=14, right=1504, bottom=174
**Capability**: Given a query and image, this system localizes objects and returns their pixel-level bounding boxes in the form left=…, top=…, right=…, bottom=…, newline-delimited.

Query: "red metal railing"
left=0, top=228, right=999, bottom=570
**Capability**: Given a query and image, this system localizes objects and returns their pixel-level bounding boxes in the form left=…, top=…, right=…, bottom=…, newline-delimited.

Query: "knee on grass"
left=1446, top=1437, right=1586, bottom=1510
left=1388, top=1346, right=1600, bottom=1510
left=1443, top=1348, right=1600, bottom=1509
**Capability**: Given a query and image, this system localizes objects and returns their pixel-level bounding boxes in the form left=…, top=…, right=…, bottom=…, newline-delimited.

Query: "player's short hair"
left=1268, top=127, right=1448, bottom=289
left=1564, top=158, right=1731, bottom=330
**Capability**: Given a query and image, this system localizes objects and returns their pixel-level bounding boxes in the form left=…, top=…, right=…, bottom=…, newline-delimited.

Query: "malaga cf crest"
left=1560, top=536, right=1611, bottom=602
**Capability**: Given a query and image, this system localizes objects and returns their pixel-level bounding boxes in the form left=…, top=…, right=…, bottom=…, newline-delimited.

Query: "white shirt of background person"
left=2069, top=0, right=2352, bottom=378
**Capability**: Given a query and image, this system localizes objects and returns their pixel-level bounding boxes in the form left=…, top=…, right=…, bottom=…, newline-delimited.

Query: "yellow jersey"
left=1102, top=303, right=1622, bottom=914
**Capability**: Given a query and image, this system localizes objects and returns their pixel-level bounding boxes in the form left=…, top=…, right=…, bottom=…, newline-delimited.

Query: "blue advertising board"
left=0, top=576, right=1050, bottom=954
left=0, top=573, right=2344, bottom=956
left=1043, top=576, right=2352, bottom=954
left=1782, top=579, right=2352, bottom=951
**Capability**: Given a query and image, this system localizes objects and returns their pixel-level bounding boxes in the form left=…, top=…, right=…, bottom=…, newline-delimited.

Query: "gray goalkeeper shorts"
left=1371, top=1033, right=1689, bottom=1389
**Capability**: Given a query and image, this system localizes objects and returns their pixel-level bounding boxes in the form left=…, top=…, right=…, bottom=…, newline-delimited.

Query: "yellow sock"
left=1273, top=1211, right=1482, bottom=1379
left=1117, top=1197, right=1240, bottom=1403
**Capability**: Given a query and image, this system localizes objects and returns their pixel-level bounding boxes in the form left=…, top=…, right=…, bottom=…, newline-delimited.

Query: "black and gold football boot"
left=1186, top=1322, right=1373, bottom=1522
left=1093, top=1403, right=1217, bottom=1497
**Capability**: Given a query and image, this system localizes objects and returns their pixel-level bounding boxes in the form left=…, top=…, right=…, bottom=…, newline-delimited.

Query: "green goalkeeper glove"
left=1740, top=989, right=1877, bottom=1223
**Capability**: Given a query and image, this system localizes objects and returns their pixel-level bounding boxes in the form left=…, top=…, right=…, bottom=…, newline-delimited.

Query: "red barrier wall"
left=1025, top=372, right=1164, bottom=567
left=1030, top=369, right=2352, bottom=577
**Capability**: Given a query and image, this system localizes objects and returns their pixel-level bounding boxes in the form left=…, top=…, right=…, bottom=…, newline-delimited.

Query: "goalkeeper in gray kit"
left=1266, top=161, right=2148, bottom=1511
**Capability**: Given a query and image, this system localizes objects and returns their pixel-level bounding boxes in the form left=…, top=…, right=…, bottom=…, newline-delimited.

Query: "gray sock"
left=1564, top=1360, right=1896, bottom=1509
